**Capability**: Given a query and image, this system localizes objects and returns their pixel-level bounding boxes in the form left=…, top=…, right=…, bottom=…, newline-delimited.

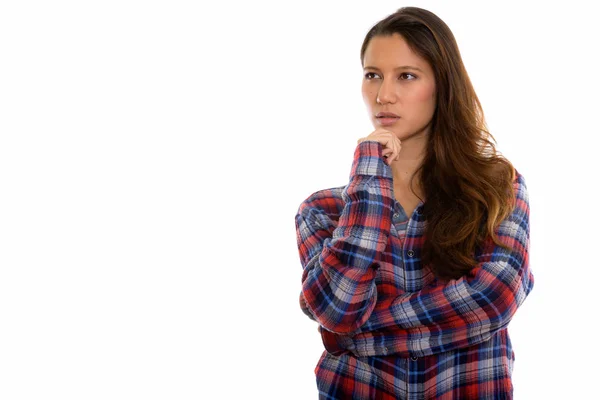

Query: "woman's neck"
left=390, top=135, right=427, bottom=190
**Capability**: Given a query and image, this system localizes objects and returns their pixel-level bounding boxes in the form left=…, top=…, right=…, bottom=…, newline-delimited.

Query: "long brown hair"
left=360, top=7, right=517, bottom=281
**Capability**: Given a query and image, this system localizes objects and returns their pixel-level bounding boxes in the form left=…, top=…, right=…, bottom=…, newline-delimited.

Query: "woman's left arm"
left=358, top=175, right=534, bottom=350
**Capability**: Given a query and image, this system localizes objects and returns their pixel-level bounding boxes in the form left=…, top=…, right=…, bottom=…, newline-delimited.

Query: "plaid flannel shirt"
left=295, top=141, right=534, bottom=399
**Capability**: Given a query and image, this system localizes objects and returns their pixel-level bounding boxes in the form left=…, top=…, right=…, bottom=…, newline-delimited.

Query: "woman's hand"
left=357, top=128, right=402, bottom=165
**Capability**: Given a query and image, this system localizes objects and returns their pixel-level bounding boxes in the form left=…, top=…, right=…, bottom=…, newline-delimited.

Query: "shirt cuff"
left=350, top=141, right=393, bottom=179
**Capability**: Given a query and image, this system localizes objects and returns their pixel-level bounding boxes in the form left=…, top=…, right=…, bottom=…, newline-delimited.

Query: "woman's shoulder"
left=512, top=168, right=528, bottom=199
left=513, top=167, right=525, bottom=183
left=296, top=184, right=346, bottom=221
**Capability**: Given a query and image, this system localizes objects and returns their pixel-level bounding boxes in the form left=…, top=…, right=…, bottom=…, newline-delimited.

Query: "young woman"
left=295, top=7, right=534, bottom=399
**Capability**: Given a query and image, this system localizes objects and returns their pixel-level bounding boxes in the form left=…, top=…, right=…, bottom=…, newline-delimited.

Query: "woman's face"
left=361, top=33, right=436, bottom=141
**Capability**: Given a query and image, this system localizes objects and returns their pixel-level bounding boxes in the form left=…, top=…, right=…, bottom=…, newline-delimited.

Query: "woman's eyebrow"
left=363, top=65, right=424, bottom=72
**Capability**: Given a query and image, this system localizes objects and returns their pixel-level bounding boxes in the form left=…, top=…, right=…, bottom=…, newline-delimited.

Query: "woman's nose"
left=376, top=80, right=397, bottom=105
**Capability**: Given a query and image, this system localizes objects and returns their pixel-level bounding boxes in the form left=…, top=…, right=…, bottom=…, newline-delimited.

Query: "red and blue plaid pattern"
left=295, top=141, right=534, bottom=399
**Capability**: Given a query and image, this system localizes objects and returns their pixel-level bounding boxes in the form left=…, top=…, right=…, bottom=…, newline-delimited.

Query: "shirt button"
left=407, top=250, right=415, bottom=257
left=393, top=212, right=400, bottom=219
left=411, top=356, right=418, bottom=361
left=417, top=207, right=423, bottom=215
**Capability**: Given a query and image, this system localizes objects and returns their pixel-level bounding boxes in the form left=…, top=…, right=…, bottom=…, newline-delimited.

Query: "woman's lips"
left=376, top=116, right=400, bottom=126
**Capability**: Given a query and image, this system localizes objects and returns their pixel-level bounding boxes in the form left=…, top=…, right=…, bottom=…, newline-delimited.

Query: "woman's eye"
left=399, top=73, right=416, bottom=80
left=364, top=72, right=379, bottom=80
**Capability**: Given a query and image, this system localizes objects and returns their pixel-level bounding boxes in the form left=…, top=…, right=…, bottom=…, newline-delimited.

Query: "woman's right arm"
left=295, top=141, right=396, bottom=334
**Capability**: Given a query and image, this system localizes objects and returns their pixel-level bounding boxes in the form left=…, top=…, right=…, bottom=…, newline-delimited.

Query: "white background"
left=1, top=1, right=598, bottom=399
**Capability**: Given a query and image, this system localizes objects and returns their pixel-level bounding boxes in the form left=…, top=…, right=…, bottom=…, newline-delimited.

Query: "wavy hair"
left=360, top=7, right=517, bottom=281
